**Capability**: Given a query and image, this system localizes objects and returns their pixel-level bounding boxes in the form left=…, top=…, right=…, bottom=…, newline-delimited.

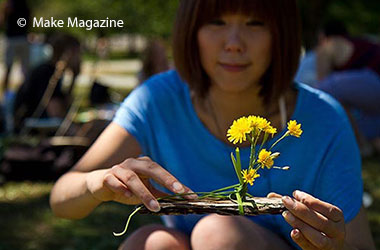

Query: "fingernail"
left=185, top=193, right=198, bottom=199
left=282, top=210, right=288, bottom=218
left=292, top=229, right=300, bottom=239
left=182, top=187, right=197, bottom=199
left=190, top=194, right=198, bottom=199
left=124, top=190, right=132, bottom=197
left=172, top=182, right=185, bottom=193
left=282, top=211, right=295, bottom=222
left=293, top=190, right=305, bottom=200
left=149, top=200, right=160, bottom=212
left=282, top=196, right=294, bottom=207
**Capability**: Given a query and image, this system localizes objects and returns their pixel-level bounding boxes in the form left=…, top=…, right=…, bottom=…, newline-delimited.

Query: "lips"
left=219, top=62, right=251, bottom=72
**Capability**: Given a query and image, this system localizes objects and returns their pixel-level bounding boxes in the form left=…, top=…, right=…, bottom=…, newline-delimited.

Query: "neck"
left=194, top=84, right=278, bottom=143
left=208, top=84, right=268, bottom=120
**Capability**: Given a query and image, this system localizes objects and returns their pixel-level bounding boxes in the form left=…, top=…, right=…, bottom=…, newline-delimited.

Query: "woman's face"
left=197, top=13, right=272, bottom=93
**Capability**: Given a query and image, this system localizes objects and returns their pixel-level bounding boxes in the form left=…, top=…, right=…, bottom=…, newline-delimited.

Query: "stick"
left=138, top=197, right=285, bottom=216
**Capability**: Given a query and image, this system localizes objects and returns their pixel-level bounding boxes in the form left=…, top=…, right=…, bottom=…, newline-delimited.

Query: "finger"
left=112, top=167, right=160, bottom=212
left=143, top=181, right=170, bottom=198
left=267, top=192, right=282, bottom=198
left=123, top=158, right=188, bottom=195
left=141, top=178, right=197, bottom=200
left=282, top=195, right=344, bottom=239
left=183, top=185, right=198, bottom=199
left=283, top=211, right=334, bottom=249
left=293, top=190, right=344, bottom=223
left=103, top=173, right=132, bottom=198
left=138, top=156, right=153, bottom=162
left=290, top=229, right=319, bottom=250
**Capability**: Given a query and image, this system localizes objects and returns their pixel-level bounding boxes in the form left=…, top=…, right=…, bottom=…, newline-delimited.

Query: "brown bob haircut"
left=172, top=0, right=301, bottom=103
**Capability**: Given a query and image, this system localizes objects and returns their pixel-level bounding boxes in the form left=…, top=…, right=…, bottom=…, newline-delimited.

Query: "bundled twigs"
left=114, top=117, right=303, bottom=237
left=138, top=197, right=285, bottom=216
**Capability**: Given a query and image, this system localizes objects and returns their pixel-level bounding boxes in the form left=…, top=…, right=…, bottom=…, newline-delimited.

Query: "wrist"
left=85, top=169, right=114, bottom=203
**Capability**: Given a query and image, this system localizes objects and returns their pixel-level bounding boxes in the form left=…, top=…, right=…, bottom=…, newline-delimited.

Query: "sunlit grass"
left=0, top=182, right=160, bottom=250
left=0, top=155, right=379, bottom=249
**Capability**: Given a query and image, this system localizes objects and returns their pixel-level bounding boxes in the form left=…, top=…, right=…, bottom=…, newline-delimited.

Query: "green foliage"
left=27, top=0, right=379, bottom=46
left=29, top=0, right=179, bottom=38
left=327, top=0, right=380, bottom=36
left=297, top=0, right=379, bottom=49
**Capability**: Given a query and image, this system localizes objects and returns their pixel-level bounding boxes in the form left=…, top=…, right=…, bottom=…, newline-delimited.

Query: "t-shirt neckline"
left=183, top=83, right=303, bottom=153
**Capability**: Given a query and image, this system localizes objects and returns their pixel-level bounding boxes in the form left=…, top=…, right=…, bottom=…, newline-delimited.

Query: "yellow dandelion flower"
left=287, top=120, right=303, bottom=137
left=264, top=126, right=277, bottom=136
left=258, top=149, right=274, bottom=169
left=227, top=117, right=253, bottom=144
left=247, top=115, right=259, bottom=127
left=241, top=169, right=260, bottom=186
left=257, top=117, right=270, bottom=131
left=247, top=115, right=273, bottom=132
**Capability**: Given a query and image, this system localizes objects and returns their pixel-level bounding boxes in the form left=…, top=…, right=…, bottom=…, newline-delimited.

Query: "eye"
left=208, top=19, right=225, bottom=26
left=246, top=20, right=264, bottom=26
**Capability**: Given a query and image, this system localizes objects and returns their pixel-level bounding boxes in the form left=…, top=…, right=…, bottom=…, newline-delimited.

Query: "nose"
left=224, top=26, right=245, bottom=53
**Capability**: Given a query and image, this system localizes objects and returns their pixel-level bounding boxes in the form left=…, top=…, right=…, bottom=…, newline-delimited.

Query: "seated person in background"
left=0, top=0, right=30, bottom=97
left=13, top=33, right=81, bottom=133
left=138, top=39, right=170, bottom=84
left=316, top=20, right=380, bottom=155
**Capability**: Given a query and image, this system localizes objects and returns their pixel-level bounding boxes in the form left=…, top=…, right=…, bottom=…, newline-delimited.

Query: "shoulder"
left=119, top=70, right=188, bottom=112
left=140, top=70, right=187, bottom=96
left=295, top=82, right=350, bottom=128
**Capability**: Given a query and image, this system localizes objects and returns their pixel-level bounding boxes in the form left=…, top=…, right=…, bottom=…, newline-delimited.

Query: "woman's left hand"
left=269, top=190, right=346, bottom=249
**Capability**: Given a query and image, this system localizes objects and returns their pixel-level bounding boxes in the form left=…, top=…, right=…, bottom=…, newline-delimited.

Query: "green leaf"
left=231, top=150, right=243, bottom=185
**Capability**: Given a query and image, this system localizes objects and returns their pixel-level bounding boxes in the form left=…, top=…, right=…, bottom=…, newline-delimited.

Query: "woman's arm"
left=50, top=122, right=141, bottom=219
left=50, top=122, right=192, bottom=219
left=316, top=40, right=335, bottom=81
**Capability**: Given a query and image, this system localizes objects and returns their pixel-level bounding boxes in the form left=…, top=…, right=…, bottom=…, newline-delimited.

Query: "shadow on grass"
left=0, top=192, right=161, bottom=250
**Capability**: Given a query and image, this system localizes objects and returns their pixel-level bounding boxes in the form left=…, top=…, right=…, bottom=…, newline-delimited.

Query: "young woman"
left=50, top=1, right=375, bottom=249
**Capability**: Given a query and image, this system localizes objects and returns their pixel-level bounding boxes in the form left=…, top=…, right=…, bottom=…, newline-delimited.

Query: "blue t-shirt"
left=113, top=70, right=363, bottom=247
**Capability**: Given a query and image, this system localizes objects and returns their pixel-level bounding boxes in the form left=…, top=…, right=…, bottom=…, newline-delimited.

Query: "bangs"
left=173, top=0, right=301, bottom=102
left=195, top=0, right=272, bottom=25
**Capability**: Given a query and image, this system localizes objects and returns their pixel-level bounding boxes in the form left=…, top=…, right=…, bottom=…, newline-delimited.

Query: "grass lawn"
left=0, top=182, right=160, bottom=250
left=0, top=155, right=379, bottom=249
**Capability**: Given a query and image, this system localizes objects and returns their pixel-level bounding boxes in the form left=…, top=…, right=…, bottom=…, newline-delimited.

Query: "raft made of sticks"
left=138, top=197, right=285, bottom=216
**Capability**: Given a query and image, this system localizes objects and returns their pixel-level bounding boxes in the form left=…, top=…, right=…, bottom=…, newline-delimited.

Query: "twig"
left=138, top=197, right=285, bottom=216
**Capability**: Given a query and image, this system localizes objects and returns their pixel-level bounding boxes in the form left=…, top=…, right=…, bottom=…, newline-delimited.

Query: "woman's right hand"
left=85, top=156, right=195, bottom=212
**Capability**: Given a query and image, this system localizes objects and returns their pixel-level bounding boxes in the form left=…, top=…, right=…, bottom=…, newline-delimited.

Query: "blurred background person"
left=315, top=20, right=380, bottom=156
left=12, top=33, right=81, bottom=133
left=137, top=38, right=169, bottom=84
left=0, top=0, right=30, bottom=98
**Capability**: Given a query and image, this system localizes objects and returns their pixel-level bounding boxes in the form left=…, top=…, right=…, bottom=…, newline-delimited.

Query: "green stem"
left=249, top=135, right=255, bottom=169
left=231, top=151, right=243, bottom=184
left=209, top=183, right=240, bottom=193
left=258, top=133, right=269, bottom=153
left=113, top=206, right=142, bottom=236
left=236, top=191, right=244, bottom=215
left=270, top=131, right=289, bottom=150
